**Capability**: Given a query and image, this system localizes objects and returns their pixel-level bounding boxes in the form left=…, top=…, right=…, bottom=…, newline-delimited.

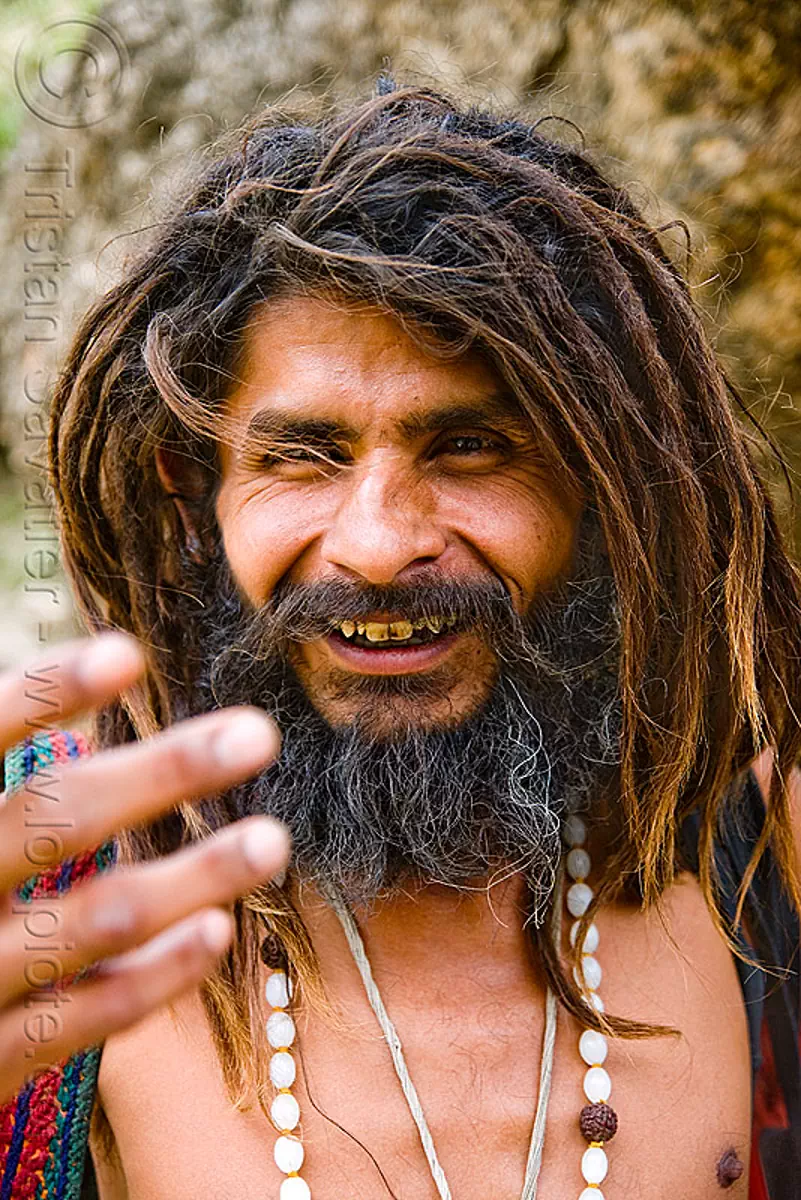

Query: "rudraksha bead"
left=579, top=1101, right=618, bottom=1144
left=259, top=932, right=288, bottom=970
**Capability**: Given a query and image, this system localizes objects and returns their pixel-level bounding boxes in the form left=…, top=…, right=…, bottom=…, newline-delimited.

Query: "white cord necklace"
left=263, top=819, right=618, bottom=1199
left=328, top=887, right=559, bottom=1200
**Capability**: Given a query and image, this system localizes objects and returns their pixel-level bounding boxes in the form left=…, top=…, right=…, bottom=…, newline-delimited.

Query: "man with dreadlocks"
left=1, top=78, right=800, bottom=1200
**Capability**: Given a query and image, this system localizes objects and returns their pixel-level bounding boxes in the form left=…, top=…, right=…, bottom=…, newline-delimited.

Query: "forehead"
left=224, top=294, right=509, bottom=429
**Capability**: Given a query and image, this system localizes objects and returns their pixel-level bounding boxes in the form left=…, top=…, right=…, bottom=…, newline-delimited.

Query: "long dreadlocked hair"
left=50, top=78, right=801, bottom=1112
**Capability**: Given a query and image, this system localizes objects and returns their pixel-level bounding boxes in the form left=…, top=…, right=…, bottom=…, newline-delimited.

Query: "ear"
left=155, top=446, right=213, bottom=561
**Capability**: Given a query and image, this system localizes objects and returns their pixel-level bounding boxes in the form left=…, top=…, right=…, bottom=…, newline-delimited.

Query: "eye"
left=244, top=441, right=351, bottom=477
left=435, top=433, right=508, bottom=466
left=441, top=435, right=499, bottom=455
left=269, top=445, right=339, bottom=463
left=431, top=431, right=513, bottom=476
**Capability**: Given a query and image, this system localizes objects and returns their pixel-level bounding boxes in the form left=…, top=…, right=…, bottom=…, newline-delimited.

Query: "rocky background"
left=0, top=0, right=799, bottom=665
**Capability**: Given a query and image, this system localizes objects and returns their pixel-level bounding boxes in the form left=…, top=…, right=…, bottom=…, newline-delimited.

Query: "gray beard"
left=184, top=518, right=622, bottom=921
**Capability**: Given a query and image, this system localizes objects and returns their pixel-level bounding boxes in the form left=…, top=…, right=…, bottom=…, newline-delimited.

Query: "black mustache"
left=250, top=575, right=517, bottom=644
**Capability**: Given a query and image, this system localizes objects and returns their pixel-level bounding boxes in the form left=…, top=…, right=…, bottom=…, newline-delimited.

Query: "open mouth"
left=329, top=615, right=458, bottom=650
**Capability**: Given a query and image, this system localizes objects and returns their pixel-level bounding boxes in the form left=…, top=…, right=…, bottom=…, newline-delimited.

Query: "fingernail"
left=241, top=822, right=281, bottom=873
left=212, top=712, right=277, bottom=770
left=77, top=634, right=143, bottom=688
left=200, top=909, right=232, bottom=954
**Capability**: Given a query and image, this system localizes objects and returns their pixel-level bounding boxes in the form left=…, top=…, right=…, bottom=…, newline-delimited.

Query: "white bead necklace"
left=264, top=969, right=309, bottom=1199
left=563, top=814, right=618, bottom=1199
left=262, top=826, right=618, bottom=1199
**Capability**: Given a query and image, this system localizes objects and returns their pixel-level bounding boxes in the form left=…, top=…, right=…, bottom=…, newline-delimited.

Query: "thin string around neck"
left=327, top=879, right=561, bottom=1200
left=522, top=883, right=562, bottom=1199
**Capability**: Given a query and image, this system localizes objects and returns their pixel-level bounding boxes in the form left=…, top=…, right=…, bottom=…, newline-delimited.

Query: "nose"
left=320, top=454, right=447, bottom=584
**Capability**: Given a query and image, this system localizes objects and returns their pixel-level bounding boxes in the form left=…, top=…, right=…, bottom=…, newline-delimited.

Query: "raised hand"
left=0, top=632, right=287, bottom=1107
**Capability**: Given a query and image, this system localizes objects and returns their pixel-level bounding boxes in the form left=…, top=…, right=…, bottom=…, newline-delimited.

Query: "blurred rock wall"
left=0, top=0, right=799, bottom=662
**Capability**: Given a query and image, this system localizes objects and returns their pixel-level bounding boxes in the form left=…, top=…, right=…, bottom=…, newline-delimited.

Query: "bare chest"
left=94, top=878, right=752, bottom=1200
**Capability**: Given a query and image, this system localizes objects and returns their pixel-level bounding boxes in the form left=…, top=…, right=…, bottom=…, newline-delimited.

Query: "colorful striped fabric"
left=0, top=731, right=116, bottom=1200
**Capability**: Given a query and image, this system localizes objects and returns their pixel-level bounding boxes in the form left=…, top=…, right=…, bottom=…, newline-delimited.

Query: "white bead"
left=570, top=921, right=599, bottom=954
left=280, top=1179, right=311, bottom=1200
left=266, top=971, right=292, bottom=1008
left=274, top=1134, right=304, bottom=1174
left=581, top=1145, right=609, bottom=1184
left=579, top=1190, right=605, bottom=1200
left=584, top=1065, right=612, bottom=1103
left=567, top=848, right=591, bottom=881
left=579, top=1029, right=608, bottom=1065
left=581, top=955, right=603, bottom=991
left=267, top=1010, right=296, bottom=1049
left=563, top=814, right=587, bottom=846
left=590, top=992, right=605, bottom=1013
left=269, top=1051, right=296, bottom=1089
left=271, top=1091, right=301, bottom=1132
left=573, top=955, right=602, bottom=992
left=567, top=882, right=593, bottom=917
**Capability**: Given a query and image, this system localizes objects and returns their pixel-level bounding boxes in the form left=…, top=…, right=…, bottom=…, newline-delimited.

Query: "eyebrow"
left=239, top=391, right=525, bottom=448
left=239, top=410, right=359, bottom=446
left=397, top=393, right=524, bottom=439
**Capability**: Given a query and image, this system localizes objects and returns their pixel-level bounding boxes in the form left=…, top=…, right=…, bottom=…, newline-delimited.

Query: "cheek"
left=215, top=484, right=324, bottom=606
left=438, top=475, right=580, bottom=605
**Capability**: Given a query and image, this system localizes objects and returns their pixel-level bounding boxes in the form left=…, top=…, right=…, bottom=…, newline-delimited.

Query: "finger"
left=0, top=632, right=145, bottom=758
left=0, top=707, right=281, bottom=894
left=0, top=907, right=233, bottom=1109
left=0, top=816, right=289, bottom=1009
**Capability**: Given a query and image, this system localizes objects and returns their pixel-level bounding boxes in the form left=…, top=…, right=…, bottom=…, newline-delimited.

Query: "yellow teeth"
left=335, top=615, right=457, bottom=641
